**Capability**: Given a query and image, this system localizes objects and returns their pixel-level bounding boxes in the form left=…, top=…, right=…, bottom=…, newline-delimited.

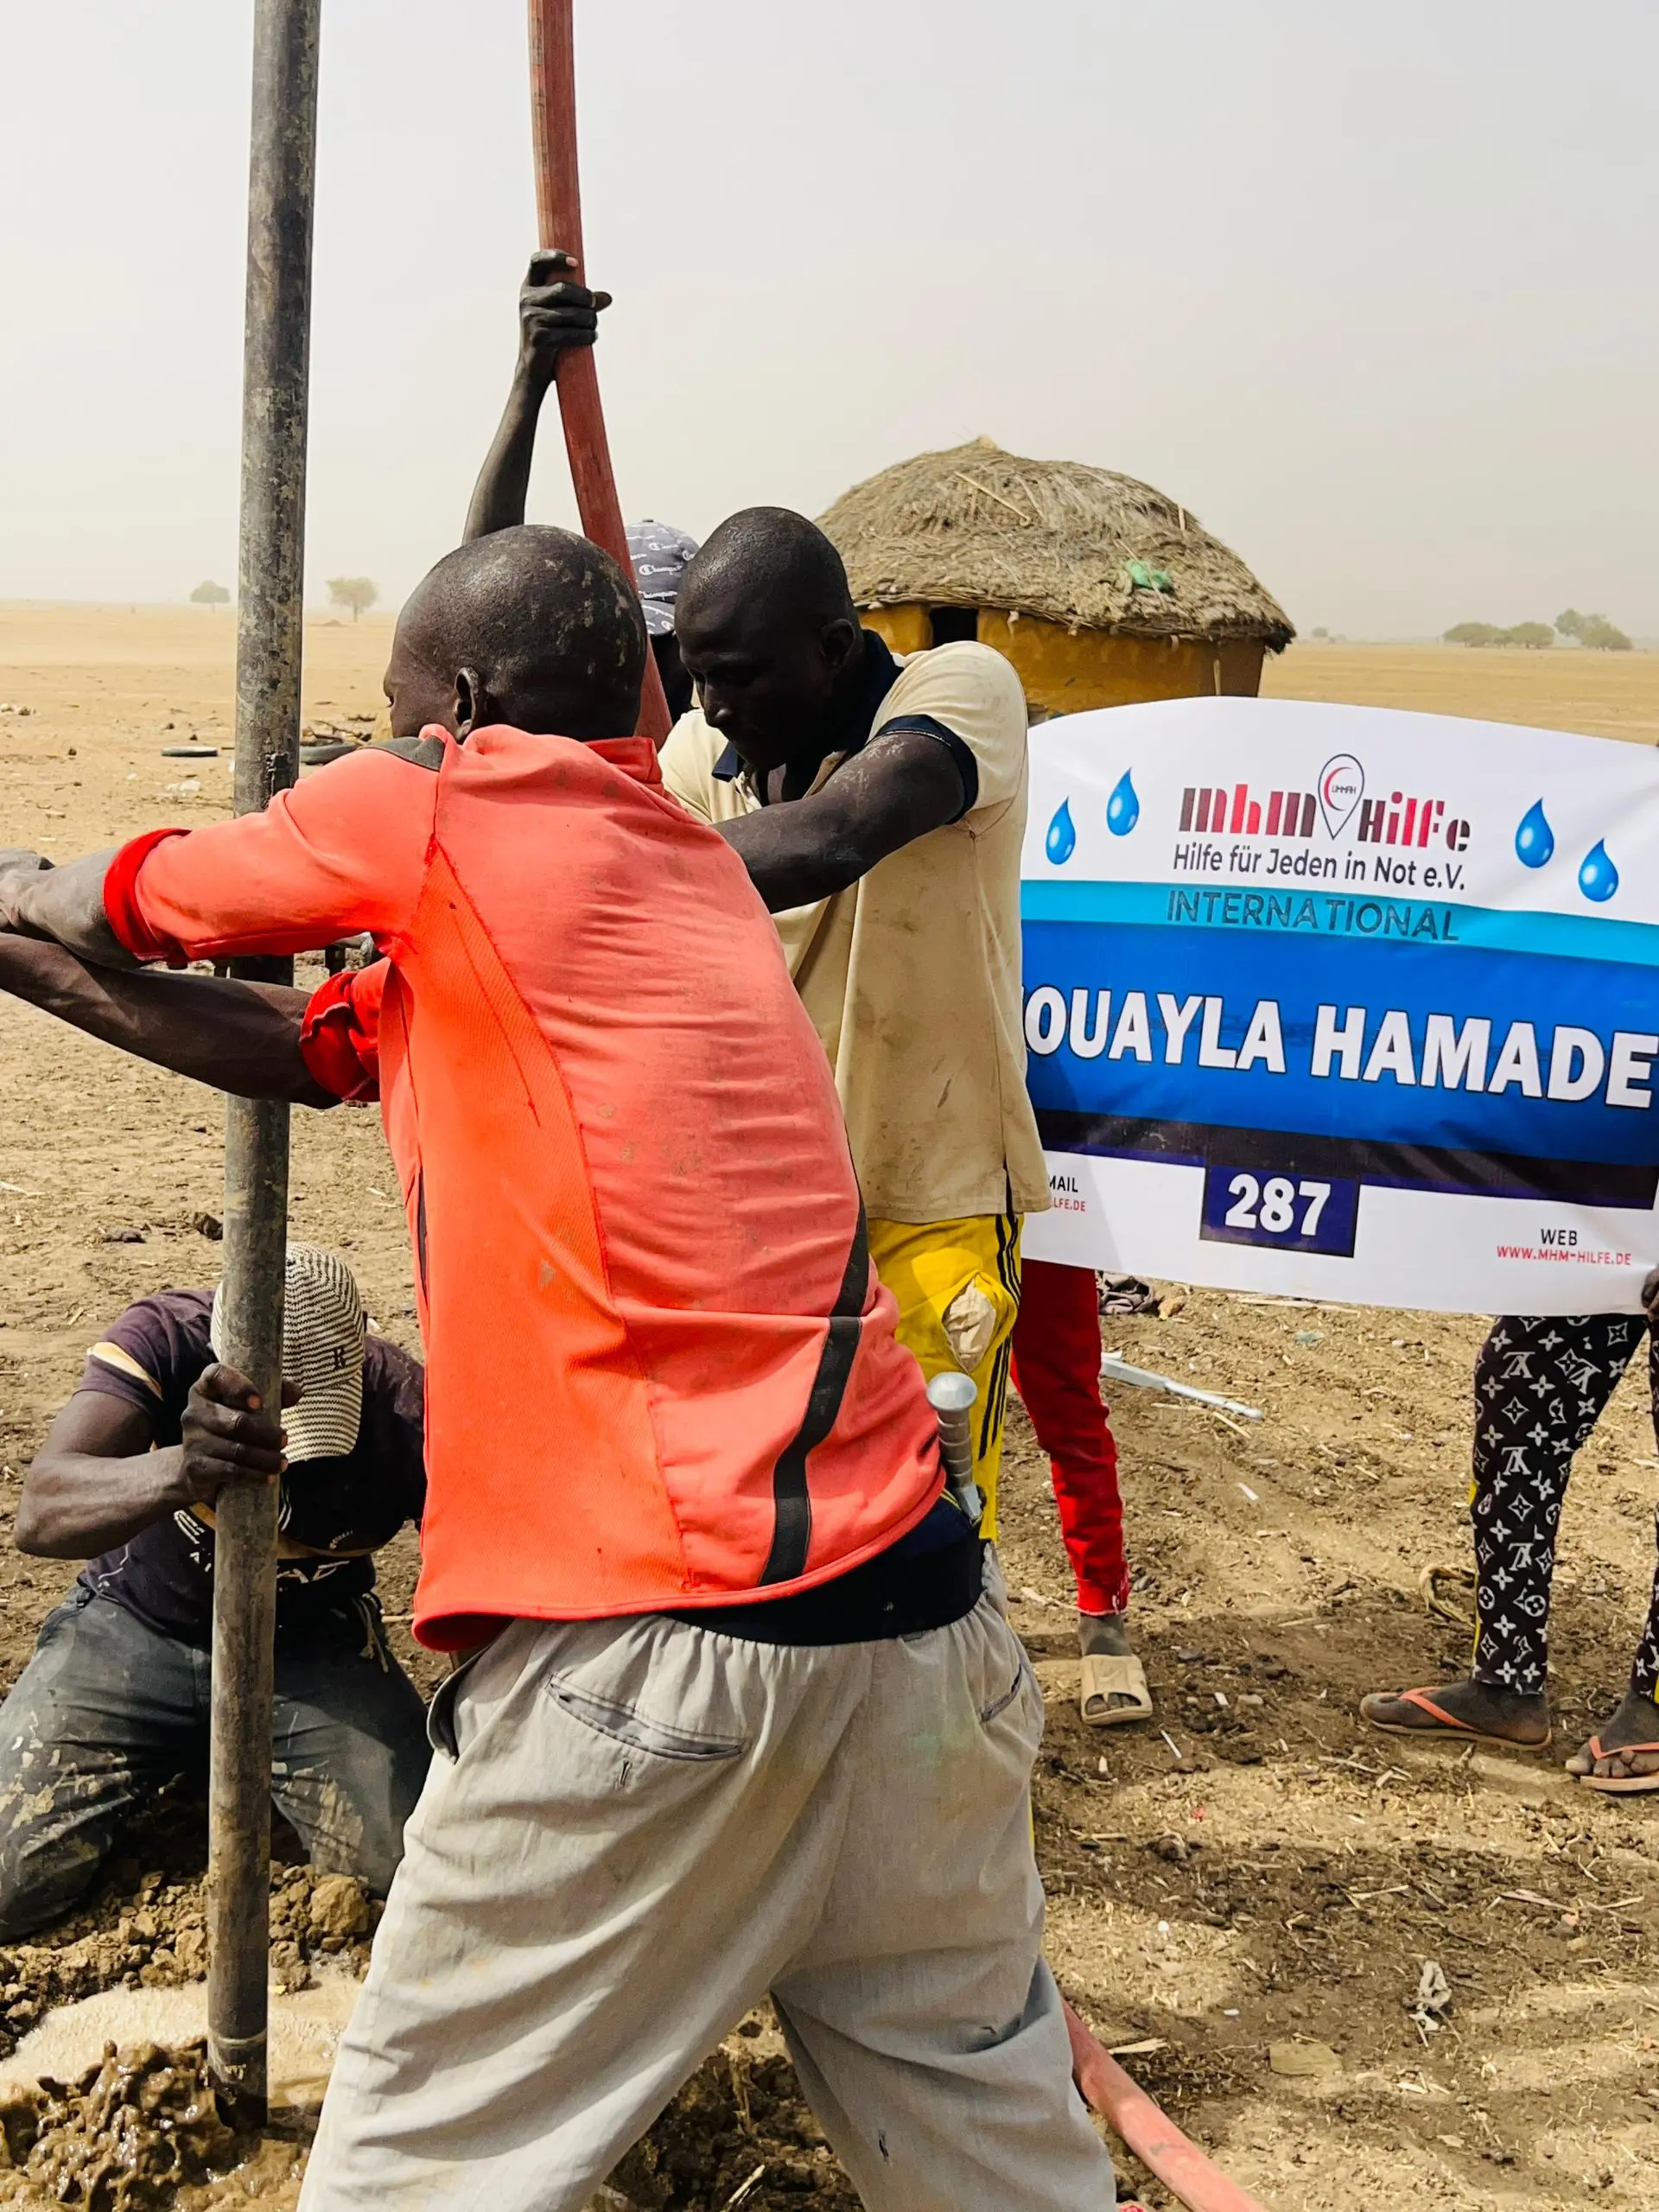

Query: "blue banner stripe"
left=1022, top=878, right=1659, bottom=968
left=1021, top=918, right=1659, bottom=1165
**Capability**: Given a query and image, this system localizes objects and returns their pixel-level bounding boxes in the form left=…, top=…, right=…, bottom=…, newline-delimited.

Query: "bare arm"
left=0, top=932, right=334, bottom=1107
left=16, top=1365, right=289, bottom=1560
left=465, top=372, right=554, bottom=543
left=463, top=249, right=608, bottom=543
left=717, top=732, right=967, bottom=912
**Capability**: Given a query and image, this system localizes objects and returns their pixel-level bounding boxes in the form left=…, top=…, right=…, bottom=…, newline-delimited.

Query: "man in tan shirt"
left=460, top=262, right=1048, bottom=1528
left=665, top=509, right=1049, bottom=1531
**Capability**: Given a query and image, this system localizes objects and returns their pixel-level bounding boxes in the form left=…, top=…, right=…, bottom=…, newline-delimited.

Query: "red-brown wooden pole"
left=528, top=0, right=672, bottom=742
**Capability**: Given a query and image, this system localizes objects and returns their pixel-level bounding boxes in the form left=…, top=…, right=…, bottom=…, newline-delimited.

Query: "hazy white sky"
left=3, top=1, right=1657, bottom=639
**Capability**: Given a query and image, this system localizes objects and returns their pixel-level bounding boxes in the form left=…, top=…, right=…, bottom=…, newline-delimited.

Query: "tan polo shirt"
left=661, top=637, right=1049, bottom=1227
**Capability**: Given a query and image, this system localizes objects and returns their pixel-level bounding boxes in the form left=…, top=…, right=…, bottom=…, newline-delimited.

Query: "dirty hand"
left=518, top=248, right=610, bottom=385
left=0, top=850, right=53, bottom=931
left=1642, top=1266, right=1659, bottom=1326
left=177, top=1363, right=302, bottom=1509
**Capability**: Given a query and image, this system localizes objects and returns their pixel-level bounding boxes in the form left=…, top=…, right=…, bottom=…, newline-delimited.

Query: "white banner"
left=1020, top=696, right=1659, bottom=1313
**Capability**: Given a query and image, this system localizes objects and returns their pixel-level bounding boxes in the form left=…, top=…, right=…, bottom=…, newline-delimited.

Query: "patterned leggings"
left=1471, top=1313, right=1659, bottom=1700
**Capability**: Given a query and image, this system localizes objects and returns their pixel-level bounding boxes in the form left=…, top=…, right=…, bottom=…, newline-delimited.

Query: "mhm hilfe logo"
left=1179, top=753, right=1471, bottom=853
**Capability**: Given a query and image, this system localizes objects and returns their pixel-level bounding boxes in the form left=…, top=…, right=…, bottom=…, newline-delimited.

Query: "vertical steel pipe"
left=208, top=0, right=321, bottom=2122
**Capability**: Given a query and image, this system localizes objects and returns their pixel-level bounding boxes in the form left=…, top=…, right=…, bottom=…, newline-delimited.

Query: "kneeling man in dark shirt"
left=0, top=1243, right=429, bottom=1936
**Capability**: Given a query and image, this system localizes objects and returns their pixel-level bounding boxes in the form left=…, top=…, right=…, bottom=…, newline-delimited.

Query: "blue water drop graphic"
left=1579, top=839, right=1619, bottom=903
left=1106, top=769, right=1141, bottom=836
left=1514, top=799, right=1554, bottom=868
left=1045, top=799, right=1077, bottom=866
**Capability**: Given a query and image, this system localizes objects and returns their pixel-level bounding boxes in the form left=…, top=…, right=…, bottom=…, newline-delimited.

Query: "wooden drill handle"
left=528, top=0, right=672, bottom=742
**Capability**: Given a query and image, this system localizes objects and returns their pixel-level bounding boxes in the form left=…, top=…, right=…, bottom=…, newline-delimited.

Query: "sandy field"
left=4, top=608, right=1659, bottom=2209
left=1265, top=638, right=1659, bottom=746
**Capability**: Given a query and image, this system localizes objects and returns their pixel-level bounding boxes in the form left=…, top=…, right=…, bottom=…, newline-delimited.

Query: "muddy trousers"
left=298, top=1599, right=1116, bottom=2212
left=1011, top=1261, right=1129, bottom=1617
left=0, top=1589, right=430, bottom=1936
left=1471, top=1313, right=1659, bottom=1699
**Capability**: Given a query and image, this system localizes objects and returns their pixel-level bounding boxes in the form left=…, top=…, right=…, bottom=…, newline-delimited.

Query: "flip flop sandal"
left=1572, top=1736, right=1659, bottom=1794
left=1360, top=1687, right=1552, bottom=1750
left=1080, top=1652, right=1153, bottom=1727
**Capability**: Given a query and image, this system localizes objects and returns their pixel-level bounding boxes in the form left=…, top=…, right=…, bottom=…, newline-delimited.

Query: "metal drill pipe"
left=207, top=0, right=321, bottom=2123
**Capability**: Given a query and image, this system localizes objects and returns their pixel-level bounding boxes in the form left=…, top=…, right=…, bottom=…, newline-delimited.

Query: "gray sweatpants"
left=299, top=1591, right=1114, bottom=2212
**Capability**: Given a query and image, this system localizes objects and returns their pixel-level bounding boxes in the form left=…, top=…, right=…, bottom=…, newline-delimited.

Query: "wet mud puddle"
left=0, top=1998, right=861, bottom=2212
left=0, top=1979, right=362, bottom=2212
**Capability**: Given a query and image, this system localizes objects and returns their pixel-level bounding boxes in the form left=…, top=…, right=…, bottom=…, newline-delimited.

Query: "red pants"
left=1010, top=1258, right=1129, bottom=1616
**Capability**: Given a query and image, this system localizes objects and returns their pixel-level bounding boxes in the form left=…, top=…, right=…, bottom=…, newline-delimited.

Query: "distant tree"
left=1556, top=608, right=1631, bottom=651
left=1444, top=621, right=1499, bottom=646
left=327, top=576, right=378, bottom=623
left=1499, top=622, right=1554, bottom=650
left=189, top=580, right=230, bottom=612
left=1311, top=626, right=1330, bottom=639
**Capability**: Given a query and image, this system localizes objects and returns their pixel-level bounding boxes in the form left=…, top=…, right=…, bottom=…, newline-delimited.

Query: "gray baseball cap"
left=211, top=1243, right=365, bottom=1464
left=627, top=519, right=700, bottom=637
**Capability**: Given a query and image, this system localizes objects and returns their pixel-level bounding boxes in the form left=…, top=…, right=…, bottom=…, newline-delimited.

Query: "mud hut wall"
left=861, top=604, right=1265, bottom=716
left=979, top=613, right=1264, bottom=714
left=862, top=606, right=932, bottom=657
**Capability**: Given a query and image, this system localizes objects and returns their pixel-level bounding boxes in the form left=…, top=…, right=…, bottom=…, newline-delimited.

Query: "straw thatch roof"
left=818, top=436, right=1294, bottom=649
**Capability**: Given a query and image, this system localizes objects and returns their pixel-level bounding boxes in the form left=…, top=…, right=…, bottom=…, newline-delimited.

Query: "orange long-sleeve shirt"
left=106, top=728, right=941, bottom=1648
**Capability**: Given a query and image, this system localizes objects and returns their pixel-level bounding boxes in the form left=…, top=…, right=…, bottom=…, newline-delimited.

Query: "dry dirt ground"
left=5, top=609, right=1659, bottom=2210
left=1264, top=638, right=1659, bottom=746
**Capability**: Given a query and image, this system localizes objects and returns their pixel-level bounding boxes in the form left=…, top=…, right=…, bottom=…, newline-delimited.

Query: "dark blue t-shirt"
left=73, top=1289, right=426, bottom=1649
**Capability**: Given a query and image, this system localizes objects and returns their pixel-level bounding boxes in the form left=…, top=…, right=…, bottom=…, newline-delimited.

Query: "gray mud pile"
left=607, top=2043, right=858, bottom=2210
left=0, top=2041, right=238, bottom=2211
left=0, top=2037, right=856, bottom=2212
left=0, top=1812, right=850, bottom=2212
left=0, top=1866, right=378, bottom=2068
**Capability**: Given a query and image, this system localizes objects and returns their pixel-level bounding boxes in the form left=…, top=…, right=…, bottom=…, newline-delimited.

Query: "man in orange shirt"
left=0, top=526, right=1114, bottom=2212
left=469, top=263, right=1048, bottom=1540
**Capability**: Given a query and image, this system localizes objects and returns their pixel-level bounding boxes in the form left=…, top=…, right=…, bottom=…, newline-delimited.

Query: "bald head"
left=385, top=526, right=645, bottom=744
left=679, top=508, right=857, bottom=635
left=676, top=510, right=867, bottom=775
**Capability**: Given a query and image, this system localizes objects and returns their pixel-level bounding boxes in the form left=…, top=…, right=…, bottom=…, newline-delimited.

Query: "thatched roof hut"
left=818, top=436, right=1294, bottom=719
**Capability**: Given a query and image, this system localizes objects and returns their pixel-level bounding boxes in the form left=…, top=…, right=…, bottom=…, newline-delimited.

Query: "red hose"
left=526, top=1, right=672, bottom=744
left=1064, top=1999, right=1270, bottom=2212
